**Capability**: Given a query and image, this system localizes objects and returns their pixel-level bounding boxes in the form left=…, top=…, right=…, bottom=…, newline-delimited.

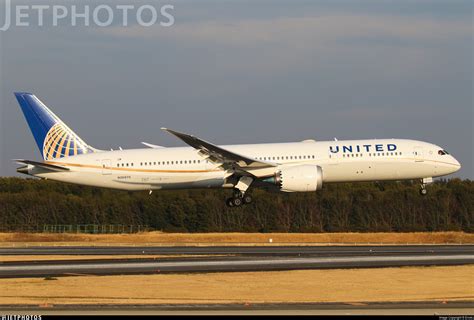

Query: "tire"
left=232, top=197, right=243, bottom=207
left=243, top=195, right=253, bottom=204
left=226, top=198, right=235, bottom=207
left=420, top=188, right=427, bottom=196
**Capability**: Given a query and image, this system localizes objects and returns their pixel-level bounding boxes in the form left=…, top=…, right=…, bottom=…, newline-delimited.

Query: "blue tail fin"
left=14, top=92, right=97, bottom=160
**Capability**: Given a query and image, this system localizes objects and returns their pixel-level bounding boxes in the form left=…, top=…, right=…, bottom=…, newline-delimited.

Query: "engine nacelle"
left=266, top=165, right=323, bottom=192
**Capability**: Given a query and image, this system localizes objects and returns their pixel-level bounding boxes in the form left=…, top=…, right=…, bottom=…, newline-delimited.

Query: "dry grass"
left=0, top=266, right=472, bottom=305
left=0, top=231, right=472, bottom=247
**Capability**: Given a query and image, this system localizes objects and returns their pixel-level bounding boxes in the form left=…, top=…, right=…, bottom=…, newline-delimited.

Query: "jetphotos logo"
left=0, top=0, right=175, bottom=31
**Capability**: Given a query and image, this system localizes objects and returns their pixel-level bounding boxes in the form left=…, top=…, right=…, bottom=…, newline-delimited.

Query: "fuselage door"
left=413, top=146, right=424, bottom=162
left=101, top=159, right=112, bottom=175
left=328, top=145, right=340, bottom=162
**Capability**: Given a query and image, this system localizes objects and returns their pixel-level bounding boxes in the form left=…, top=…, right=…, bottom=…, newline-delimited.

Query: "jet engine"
left=264, top=165, right=323, bottom=192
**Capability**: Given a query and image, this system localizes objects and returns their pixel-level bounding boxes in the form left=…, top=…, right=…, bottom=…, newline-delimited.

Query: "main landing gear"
left=226, top=176, right=254, bottom=207
left=419, top=177, right=433, bottom=196
left=226, top=190, right=253, bottom=207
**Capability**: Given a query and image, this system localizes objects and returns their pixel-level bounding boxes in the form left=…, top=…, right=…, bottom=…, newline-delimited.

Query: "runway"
left=1, top=244, right=473, bottom=256
left=0, top=245, right=472, bottom=278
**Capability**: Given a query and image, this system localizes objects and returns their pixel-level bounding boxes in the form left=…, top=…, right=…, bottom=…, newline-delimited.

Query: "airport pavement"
left=1, top=302, right=473, bottom=315
left=0, top=245, right=472, bottom=277
left=1, top=244, right=473, bottom=256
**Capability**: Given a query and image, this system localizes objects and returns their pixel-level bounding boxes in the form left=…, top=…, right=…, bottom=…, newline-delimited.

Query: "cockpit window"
left=438, top=150, right=450, bottom=155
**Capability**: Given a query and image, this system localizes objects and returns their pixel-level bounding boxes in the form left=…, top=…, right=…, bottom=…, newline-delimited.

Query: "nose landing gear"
left=419, top=177, right=433, bottom=196
left=419, top=186, right=428, bottom=196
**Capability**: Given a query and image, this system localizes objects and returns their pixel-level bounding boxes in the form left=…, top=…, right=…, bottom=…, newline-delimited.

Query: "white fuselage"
left=27, top=138, right=461, bottom=191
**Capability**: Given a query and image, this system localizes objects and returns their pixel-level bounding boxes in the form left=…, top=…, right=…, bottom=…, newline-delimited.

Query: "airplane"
left=14, top=92, right=461, bottom=207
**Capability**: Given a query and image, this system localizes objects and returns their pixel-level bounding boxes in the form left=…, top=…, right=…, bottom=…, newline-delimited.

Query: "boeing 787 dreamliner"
left=14, top=93, right=461, bottom=207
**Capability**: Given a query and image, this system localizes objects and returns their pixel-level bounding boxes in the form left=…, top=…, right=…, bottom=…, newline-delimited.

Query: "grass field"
left=0, top=266, right=472, bottom=305
left=1, top=231, right=472, bottom=246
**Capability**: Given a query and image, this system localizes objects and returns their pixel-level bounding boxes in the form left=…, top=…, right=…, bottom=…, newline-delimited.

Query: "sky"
left=0, top=0, right=472, bottom=178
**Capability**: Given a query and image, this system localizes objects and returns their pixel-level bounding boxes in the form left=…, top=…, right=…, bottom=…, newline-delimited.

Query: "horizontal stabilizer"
left=141, top=142, right=166, bottom=149
left=14, top=159, right=70, bottom=172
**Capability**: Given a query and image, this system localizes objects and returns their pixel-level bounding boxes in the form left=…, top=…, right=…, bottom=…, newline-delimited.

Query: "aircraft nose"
left=451, top=156, right=461, bottom=171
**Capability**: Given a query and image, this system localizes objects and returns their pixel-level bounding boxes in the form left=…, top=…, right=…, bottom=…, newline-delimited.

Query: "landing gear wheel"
left=243, top=194, right=253, bottom=204
left=226, top=198, right=235, bottom=207
left=420, top=188, right=427, bottom=196
left=232, top=197, right=243, bottom=207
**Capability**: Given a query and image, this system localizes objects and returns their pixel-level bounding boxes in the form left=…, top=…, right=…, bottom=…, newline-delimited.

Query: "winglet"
left=161, top=128, right=199, bottom=143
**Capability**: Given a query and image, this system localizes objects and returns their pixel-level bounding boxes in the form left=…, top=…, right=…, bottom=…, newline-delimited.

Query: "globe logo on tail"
left=43, top=123, right=93, bottom=160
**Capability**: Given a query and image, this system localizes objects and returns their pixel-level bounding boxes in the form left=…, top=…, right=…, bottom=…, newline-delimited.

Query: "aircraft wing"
left=161, top=128, right=276, bottom=171
left=14, top=159, right=70, bottom=172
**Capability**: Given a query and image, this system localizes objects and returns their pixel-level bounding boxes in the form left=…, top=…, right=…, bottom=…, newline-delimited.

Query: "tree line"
left=0, top=177, right=472, bottom=233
